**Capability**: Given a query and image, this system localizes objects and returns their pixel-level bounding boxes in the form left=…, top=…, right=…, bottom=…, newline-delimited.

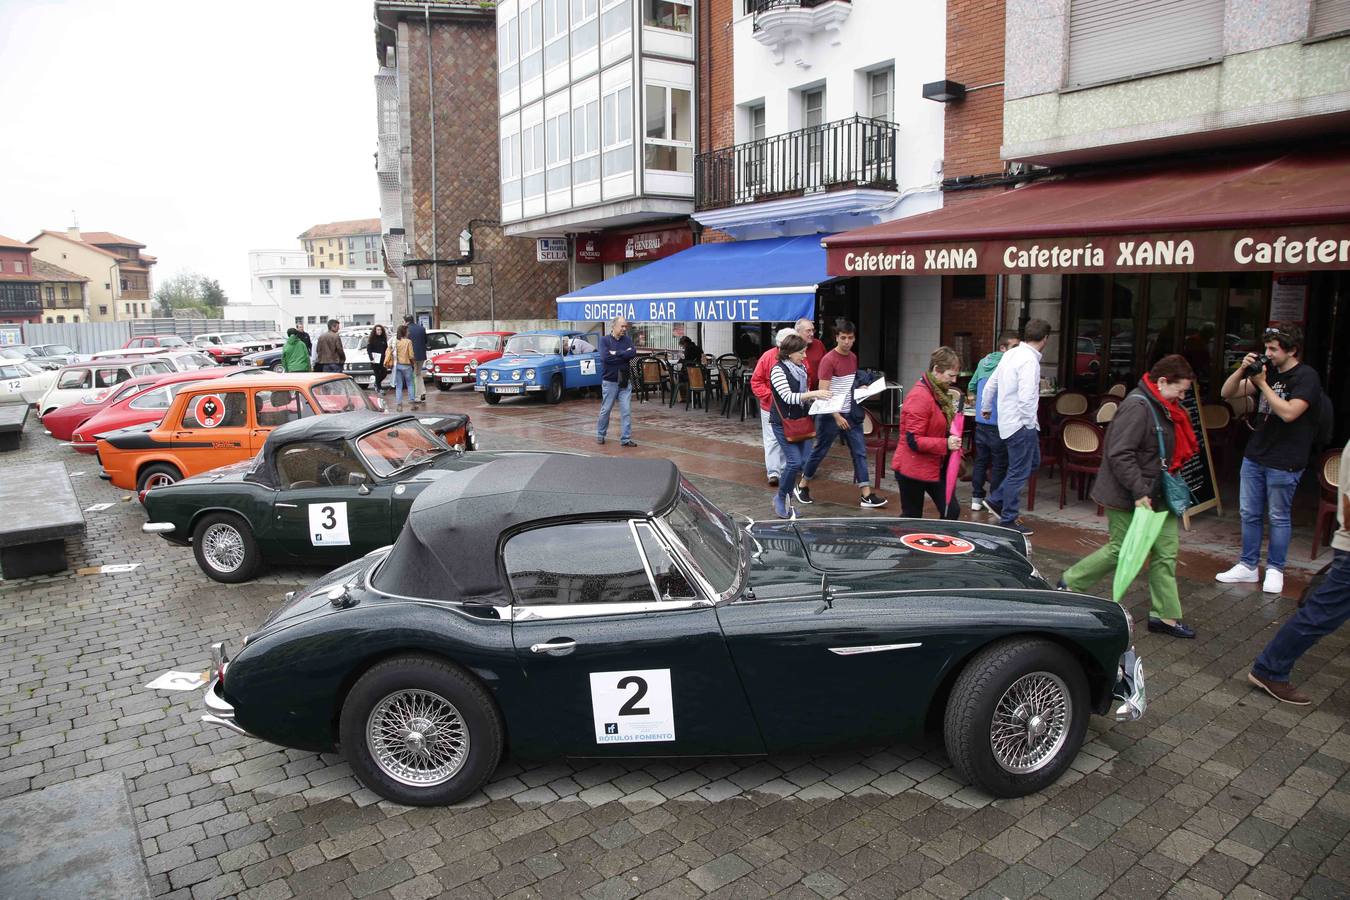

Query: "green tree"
left=152, top=271, right=226, bottom=319
left=199, top=277, right=227, bottom=309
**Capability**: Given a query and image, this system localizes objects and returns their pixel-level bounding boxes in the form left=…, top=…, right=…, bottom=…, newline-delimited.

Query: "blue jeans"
left=1253, top=550, right=1350, bottom=682
left=770, top=420, right=813, bottom=503
left=317, top=362, right=343, bottom=373
left=991, top=426, right=1040, bottom=525
left=598, top=379, right=632, bottom=442
left=1240, top=458, right=1304, bottom=572
left=392, top=363, right=414, bottom=405
left=971, top=422, right=1008, bottom=501
left=803, top=415, right=869, bottom=486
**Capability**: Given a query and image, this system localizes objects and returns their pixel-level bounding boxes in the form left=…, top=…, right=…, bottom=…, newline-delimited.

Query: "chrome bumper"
left=201, top=642, right=255, bottom=739
left=1112, top=648, right=1146, bottom=721
left=142, top=522, right=175, bottom=534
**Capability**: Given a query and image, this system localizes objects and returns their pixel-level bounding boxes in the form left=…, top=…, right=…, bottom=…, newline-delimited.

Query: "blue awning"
left=556, top=234, right=830, bottom=322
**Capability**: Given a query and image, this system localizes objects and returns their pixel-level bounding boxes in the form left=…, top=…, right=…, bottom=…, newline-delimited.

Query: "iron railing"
left=748, top=0, right=845, bottom=28
left=694, top=115, right=899, bottom=211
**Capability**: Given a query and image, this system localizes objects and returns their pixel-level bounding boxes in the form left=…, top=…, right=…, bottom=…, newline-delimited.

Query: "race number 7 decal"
left=589, top=669, right=675, bottom=743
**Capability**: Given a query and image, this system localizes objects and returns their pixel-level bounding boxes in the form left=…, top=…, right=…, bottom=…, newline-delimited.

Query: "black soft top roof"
left=373, top=455, right=681, bottom=604
left=247, top=411, right=419, bottom=487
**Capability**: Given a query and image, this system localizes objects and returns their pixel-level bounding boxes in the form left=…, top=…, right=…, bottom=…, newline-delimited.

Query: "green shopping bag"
left=1112, top=506, right=1170, bottom=603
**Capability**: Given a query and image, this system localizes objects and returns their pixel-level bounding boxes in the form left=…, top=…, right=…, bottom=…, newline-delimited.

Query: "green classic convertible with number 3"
left=142, top=412, right=490, bottom=583
left=201, top=456, right=1145, bottom=806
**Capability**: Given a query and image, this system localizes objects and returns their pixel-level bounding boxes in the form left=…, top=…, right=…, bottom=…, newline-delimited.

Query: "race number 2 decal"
left=308, top=502, right=350, bottom=546
left=589, top=669, right=675, bottom=743
left=580, top=359, right=596, bottom=376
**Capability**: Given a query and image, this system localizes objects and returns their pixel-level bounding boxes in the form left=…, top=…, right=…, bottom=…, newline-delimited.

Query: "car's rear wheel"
left=136, top=463, right=182, bottom=496
left=271, top=363, right=285, bottom=373
left=340, top=656, right=503, bottom=806
left=545, top=375, right=563, bottom=404
left=483, top=391, right=501, bottom=405
left=943, top=638, right=1089, bottom=798
left=192, top=513, right=261, bottom=583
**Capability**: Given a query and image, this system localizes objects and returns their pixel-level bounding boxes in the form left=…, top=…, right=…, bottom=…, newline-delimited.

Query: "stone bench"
left=0, top=463, right=86, bottom=578
left=0, top=403, right=26, bottom=452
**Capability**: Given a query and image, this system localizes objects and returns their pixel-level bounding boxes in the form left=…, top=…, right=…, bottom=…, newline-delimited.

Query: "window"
left=73, top=315, right=79, bottom=322
left=868, top=68, right=893, bottom=122
left=180, top=391, right=248, bottom=429
left=1311, top=0, right=1350, bottom=38
left=571, top=0, right=599, bottom=53
left=56, top=315, right=65, bottom=323
left=276, top=440, right=365, bottom=489
left=94, top=367, right=128, bottom=388
left=544, top=0, right=569, bottom=69
left=644, top=0, right=691, bottom=32
left=255, top=389, right=314, bottom=427
left=501, top=130, right=522, bottom=203
left=129, top=386, right=178, bottom=411
left=1066, top=0, right=1223, bottom=89
left=546, top=110, right=571, bottom=191
left=371, top=279, right=384, bottom=289
left=338, top=252, right=344, bottom=264
left=634, top=522, right=695, bottom=599
left=121, top=278, right=129, bottom=291
left=601, top=0, right=630, bottom=42
left=319, top=279, right=331, bottom=295
left=308, top=256, right=315, bottom=266
left=99, top=305, right=108, bottom=315
left=328, top=253, right=334, bottom=261
left=644, top=84, right=692, bottom=172
left=572, top=99, right=601, bottom=183
left=504, top=521, right=659, bottom=606
left=750, top=103, right=765, bottom=141
left=602, top=84, right=633, bottom=176
left=44, top=285, right=54, bottom=302
left=290, top=279, right=301, bottom=295
left=522, top=120, right=546, bottom=197
left=14, top=261, right=24, bottom=274
left=802, top=87, right=825, bottom=169
left=266, top=279, right=273, bottom=289
left=520, top=0, right=543, bottom=82
left=343, top=279, right=356, bottom=289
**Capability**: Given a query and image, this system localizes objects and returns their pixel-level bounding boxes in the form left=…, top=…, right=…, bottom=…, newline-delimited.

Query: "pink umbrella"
left=944, top=407, right=966, bottom=507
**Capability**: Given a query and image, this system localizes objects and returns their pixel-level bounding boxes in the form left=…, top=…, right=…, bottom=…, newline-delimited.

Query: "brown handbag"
left=772, top=364, right=815, bottom=442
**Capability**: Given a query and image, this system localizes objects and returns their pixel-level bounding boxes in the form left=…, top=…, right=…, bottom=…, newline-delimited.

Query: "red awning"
left=824, top=147, right=1350, bottom=277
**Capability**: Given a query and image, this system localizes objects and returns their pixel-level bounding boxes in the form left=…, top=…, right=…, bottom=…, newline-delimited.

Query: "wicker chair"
left=1312, top=447, right=1343, bottom=559
left=1060, top=418, right=1105, bottom=513
left=638, top=357, right=672, bottom=404
left=1106, top=383, right=1128, bottom=398
left=684, top=364, right=712, bottom=412
left=1095, top=399, right=1119, bottom=425
left=1200, top=401, right=1233, bottom=475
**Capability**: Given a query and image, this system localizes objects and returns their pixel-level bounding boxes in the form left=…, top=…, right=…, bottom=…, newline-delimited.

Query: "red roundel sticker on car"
left=191, top=394, right=227, bottom=428
left=900, top=533, right=975, bottom=555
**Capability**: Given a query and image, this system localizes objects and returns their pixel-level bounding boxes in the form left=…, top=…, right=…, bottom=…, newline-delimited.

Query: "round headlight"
left=525, top=369, right=536, bottom=380
left=511, top=369, right=521, bottom=381
left=491, top=370, right=500, bottom=382
left=469, top=359, right=478, bottom=369
left=479, top=369, right=488, bottom=382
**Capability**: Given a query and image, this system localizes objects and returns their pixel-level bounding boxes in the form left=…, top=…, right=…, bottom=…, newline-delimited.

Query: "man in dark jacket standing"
left=596, top=317, right=637, bottom=446
left=404, top=315, right=429, bottom=405
left=314, top=319, right=345, bottom=373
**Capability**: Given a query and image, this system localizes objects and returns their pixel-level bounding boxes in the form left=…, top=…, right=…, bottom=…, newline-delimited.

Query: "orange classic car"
left=96, top=372, right=385, bottom=495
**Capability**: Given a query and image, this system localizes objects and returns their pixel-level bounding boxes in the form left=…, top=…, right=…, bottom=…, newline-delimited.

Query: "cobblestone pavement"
left=1, top=391, right=1348, bottom=900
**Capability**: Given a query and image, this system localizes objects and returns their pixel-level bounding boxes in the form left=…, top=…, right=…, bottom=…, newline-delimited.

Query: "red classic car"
left=43, top=373, right=165, bottom=443
left=430, top=331, right=515, bottom=390
left=69, top=368, right=242, bottom=453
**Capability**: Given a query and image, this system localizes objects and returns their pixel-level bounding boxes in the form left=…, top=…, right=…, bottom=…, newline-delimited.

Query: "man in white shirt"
left=979, top=318, right=1051, bottom=534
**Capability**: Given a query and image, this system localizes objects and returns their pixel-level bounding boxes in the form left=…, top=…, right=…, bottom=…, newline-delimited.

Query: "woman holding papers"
left=768, top=334, right=831, bottom=519
left=795, top=321, right=889, bottom=509
left=892, top=346, right=963, bottom=519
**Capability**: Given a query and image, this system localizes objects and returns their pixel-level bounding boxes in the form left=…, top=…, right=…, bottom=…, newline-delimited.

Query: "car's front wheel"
left=943, top=638, right=1089, bottom=798
left=271, top=363, right=285, bottom=373
left=340, top=656, right=503, bottom=806
left=192, top=513, right=261, bottom=583
left=545, top=375, right=563, bottom=404
left=482, top=391, right=501, bottom=405
left=436, top=380, right=452, bottom=391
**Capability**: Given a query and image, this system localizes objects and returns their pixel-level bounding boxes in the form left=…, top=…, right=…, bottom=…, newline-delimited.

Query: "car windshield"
left=453, top=335, right=501, bottom=351
left=16, top=361, right=44, bottom=377
left=0, top=348, right=23, bottom=360
left=47, top=345, right=75, bottom=355
left=661, top=478, right=741, bottom=596
left=158, top=336, right=188, bottom=347
left=310, top=377, right=366, bottom=412
left=341, top=333, right=367, bottom=350
left=221, top=333, right=254, bottom=343
left=504, top=334, right=561, bottom=355
left=11, top=346, right=37, bottom=359
left=355, top=422, right=446, bottom=477
left=427, top=332, right=459, bottom=351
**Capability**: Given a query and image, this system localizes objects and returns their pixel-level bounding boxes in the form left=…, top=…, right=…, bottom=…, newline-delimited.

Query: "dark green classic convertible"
left=142, top=412, right=489, bottom=583
left=202, top=456, right=1145, bottom=805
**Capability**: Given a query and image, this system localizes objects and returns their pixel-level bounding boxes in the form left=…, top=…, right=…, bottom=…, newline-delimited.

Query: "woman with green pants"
left=1060, top=354, right=1200, bottom=638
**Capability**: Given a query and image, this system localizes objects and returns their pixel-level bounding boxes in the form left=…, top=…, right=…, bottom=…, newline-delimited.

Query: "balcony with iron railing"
left=747, top=0, right=851, bottom=58
left=747, top=0, right=845, bottom=25
left=695, top=115, right=898, bottom=212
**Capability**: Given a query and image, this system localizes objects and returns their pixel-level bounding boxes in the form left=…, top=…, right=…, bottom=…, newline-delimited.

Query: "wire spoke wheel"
left=367, top=688, right=469, bottom=787
left=989, top=671, right=1071, bottom=774
left=200, top=522, right=245, bottom=573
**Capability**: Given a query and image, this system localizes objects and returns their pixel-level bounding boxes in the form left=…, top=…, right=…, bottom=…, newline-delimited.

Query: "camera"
left=1243, top=354, right=1271, bottom=377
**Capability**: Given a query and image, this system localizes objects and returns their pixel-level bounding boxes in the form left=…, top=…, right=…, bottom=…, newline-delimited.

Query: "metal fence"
left=21, top=319, right=273, bottom=355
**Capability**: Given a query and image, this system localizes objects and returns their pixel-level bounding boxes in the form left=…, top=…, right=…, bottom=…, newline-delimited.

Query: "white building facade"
left=227, top=251, right=395, bottom=331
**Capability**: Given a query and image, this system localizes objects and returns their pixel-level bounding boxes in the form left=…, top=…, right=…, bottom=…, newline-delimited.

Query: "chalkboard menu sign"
left=1179, top=390, right=1221, bottom=528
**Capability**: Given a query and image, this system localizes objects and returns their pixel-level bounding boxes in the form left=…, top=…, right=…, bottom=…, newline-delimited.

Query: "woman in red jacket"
left=892, top=346, right=964, bottom=519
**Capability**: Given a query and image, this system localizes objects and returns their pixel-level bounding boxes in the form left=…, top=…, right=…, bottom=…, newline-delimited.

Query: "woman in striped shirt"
left=769, top=334, right=831, bottom=519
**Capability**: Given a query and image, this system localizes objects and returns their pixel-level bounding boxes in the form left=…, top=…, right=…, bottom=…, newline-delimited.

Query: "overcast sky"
left=0, top=0, right=380, bottom=305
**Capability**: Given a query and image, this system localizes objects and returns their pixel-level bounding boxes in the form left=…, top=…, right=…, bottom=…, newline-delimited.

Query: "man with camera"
left=1217, top=323, right=1321, bottom=595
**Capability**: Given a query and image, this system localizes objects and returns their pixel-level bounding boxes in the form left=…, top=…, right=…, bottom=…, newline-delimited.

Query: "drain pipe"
left=424, top=2, right=439, bottom=323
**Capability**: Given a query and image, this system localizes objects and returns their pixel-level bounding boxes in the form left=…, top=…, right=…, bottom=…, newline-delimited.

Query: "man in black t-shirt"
left=1217, top=323, right=1321, bottom=597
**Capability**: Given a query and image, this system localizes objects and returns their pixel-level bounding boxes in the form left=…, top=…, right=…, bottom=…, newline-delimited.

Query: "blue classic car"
left=475, top=329, right=604, bottom=404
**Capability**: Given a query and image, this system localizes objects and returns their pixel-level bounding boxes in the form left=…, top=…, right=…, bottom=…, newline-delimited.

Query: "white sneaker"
left=1263, top=569, right=1284, bottom=595
left=1215, top=563, right=1260, bottom=584
left=971, top=498, right=984, bottom=511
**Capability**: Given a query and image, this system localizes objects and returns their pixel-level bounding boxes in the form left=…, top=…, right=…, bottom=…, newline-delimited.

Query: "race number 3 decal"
left=308, top=502, right=350, bottom=546
left=589, top=669, right=675, bottom=743
left=579, top=359, right=596, bottom=376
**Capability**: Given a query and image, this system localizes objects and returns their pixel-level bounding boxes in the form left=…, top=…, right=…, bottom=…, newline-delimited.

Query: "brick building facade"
left=377, top=0, right=566, bottom=327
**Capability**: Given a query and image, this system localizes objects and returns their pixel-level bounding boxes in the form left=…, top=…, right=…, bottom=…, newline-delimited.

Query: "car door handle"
left=275, top=502, right=298, bottom=509
left=530, top=639, right=576, bottom=654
